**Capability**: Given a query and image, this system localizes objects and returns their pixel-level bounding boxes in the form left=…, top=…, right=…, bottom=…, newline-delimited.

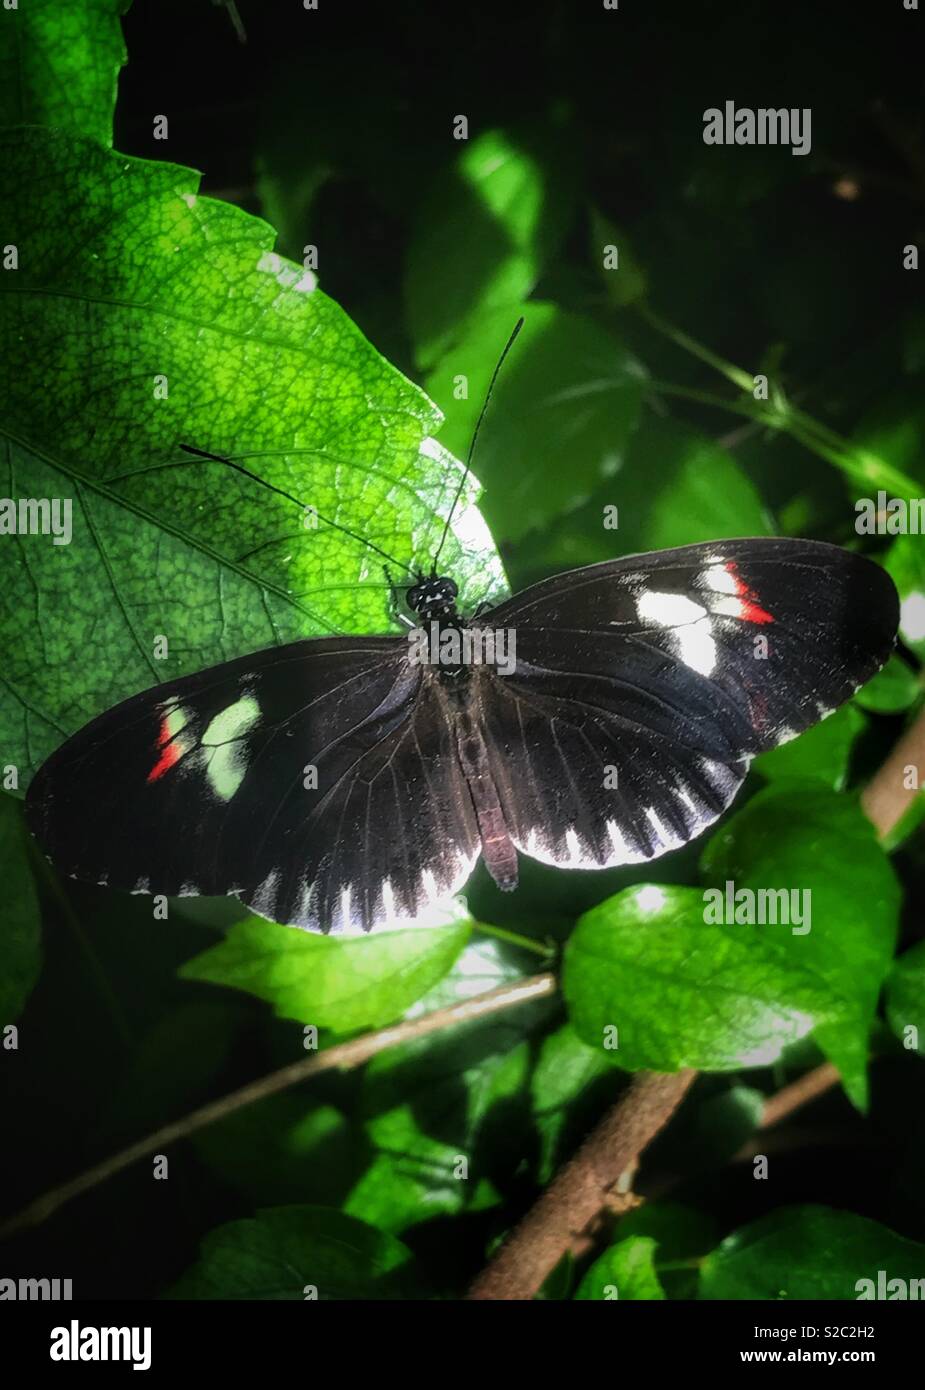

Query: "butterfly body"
left=25, top=538, right=899, bottom=936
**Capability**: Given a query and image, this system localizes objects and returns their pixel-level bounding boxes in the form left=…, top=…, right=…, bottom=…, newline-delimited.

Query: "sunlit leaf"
left=574, top=1236, right=665, bottom=1300
left=406, top=128, right=576, bottom=369
left=180, top=912, right=472, bottom=1030
left=0, top=128, right=506, bottom=786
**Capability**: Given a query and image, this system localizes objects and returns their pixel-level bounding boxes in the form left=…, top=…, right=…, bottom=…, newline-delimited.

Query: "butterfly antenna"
left=178, top=444, right=417, bottom=578
left=432, top=316, right=524, bottom=571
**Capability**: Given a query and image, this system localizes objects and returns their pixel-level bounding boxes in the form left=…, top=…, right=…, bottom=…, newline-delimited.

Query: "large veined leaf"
left=0, top=128, right=506, bottom=786
left=0, top=0, right=130, bottom=144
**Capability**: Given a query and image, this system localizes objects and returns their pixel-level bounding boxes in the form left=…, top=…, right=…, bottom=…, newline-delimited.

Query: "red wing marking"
left=725, top=561, right=774, bottom=625
left=147, top=712, right=182, bottom=783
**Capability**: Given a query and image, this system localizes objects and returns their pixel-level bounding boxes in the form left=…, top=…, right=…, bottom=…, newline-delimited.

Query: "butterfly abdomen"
left=447, top=687, right=519, bottom=892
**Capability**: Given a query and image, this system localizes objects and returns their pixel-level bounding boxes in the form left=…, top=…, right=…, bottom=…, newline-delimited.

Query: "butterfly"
left=23, top=325, right=899, bottom=936
left=25, top=532, right=898, bottom=935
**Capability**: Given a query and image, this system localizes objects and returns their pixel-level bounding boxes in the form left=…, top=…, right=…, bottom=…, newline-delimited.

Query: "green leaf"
left=531, top=1022, right=621, bottom=1183
left=508, top=415, right=772, bottom=582
left=574, top=1236, right=665, bottom=1300
left=612, top=418, right=774, bottom=555
left=885, top=941, right=925, bottom=1057
left=563, top=788, right=899, bottom=1100
left=0, top=0, right=129, bottom=145
left=0, top=794, right=42, bottom=1021
left=0, top=128, right=506, bottom=785
left=564, top=883, right=834, bottom=1075
left=853, top=653, right=920, bottom=715
left=406, top=128, right=575, bottom=369
left=699, top=1205, right=925, bottom=1300
left=425, top=302, right=645, bottom=544
left=179, top=912, right=472, bottom=1030
left=753, top=704, right=864, bottom=791
left=166, top=1205, right=414, bottom=1299
left=701, top=785, right=900, bottom=1108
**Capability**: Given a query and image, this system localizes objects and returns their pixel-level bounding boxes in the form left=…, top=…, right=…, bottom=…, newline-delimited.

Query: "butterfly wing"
left=476, top=538, right=898, bottom=868
left=25, top=637, right=481, bottom=933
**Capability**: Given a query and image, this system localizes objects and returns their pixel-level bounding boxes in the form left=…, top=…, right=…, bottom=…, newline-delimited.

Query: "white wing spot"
left=637, top=591, right=708, bottom=627
left=676, top=618, right=717, bottom=677
left=565, top=827, right=583, bottom=863
left=645, top=807, right=671, bottom=844
left=606, top=818, right=630, bottom=857
left=702, top=564, right=738, bottom=595
left=421, top=869, right=439, bottom=901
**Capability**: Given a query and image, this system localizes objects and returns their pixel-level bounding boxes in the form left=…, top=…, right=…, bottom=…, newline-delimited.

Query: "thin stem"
left=648, top=380, right=921, bottom=501
left=638, top=303, right=921, bottom=500
left=636, top=303, right=754, bottom=394
left=475, top=922, right=555, bottom=959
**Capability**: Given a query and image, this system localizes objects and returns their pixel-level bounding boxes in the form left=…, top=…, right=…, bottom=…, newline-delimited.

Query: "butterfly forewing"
left=25, top=636, right=479, bottom=934
left=479, top=539, right=898, bottom=869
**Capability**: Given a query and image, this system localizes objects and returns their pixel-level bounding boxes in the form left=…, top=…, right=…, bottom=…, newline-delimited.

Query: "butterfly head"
left=407, top=574, right=459, bottom=621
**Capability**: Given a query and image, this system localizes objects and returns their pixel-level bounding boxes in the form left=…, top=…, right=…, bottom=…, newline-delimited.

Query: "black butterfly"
left=26, top=534, right=897, bottom=935
left=22, top=324, right=899, bottom=935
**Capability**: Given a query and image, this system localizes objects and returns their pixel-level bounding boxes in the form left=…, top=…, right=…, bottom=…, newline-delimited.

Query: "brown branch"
left=759, top=1060, right=841, bottom=1129
left=0, top=971, right=555, bottom=1243
left=466, top=1070, right=697, bottom=1300
left=860, top=704, right=925, bottom=839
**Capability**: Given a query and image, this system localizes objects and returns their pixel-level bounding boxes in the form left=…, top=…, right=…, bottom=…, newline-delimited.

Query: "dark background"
left=3, top=0, right=924, bottom=1299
